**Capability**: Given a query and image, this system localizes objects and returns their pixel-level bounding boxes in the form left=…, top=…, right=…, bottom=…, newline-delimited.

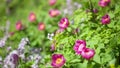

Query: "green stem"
left=88, top=0, right=93, bottom=12
left=88, top=0, right=96, bottom=22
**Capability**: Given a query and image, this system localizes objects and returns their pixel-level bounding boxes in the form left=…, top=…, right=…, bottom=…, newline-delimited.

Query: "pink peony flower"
left=38, top=22, right=45, bottom=31
left=73, top=40, right=86, bottom=55
left=16, top=21, right=23, bottom=31
left=49, top=9, right=60, bottom=17
left=101, top=14, right=110, bottom=24
left=58, top=18, right=69, bottom=29
left=28, top=12, right=36, bottom=22
left=81, top=48, right=95, bottom=60
left=49, top=0, right=57, bottom=6
left=51, top=54, right=66, bottom=68
left=98, top=0, right=110, bottom=7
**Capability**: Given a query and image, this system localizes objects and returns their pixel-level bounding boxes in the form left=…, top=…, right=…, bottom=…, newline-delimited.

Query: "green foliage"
left=52, top=0, right=120, bottom=68
left=0, top=0, right=120, bottom=68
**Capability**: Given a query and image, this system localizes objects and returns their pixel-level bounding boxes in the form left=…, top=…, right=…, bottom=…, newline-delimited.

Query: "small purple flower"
left=31, top=54, right=42, bottom=68
left=0, top=39, right=6, bottom=47
left=101, top=14, right=110, bottom=24
left=3, top=50, right=19, bottom=68
left=17, top=38, right=29, bottom=60
left=50, top=44, right=55, bottom=51
left=7, top=46, right=12, bottom=52
left=51, top=54, right=66, bottom=68
left=73, top=40, right=86, bottom=55
left=98, top=0, right=110, bottom=7
left=0, top=36, right=8, bottom=48
left=93, top=9, right=98, bottom=13
left=81, top=48, right=95, bottom=60
left=58, top=18, right=69, bottom=29
left=12, top=54, right=19, bottom=64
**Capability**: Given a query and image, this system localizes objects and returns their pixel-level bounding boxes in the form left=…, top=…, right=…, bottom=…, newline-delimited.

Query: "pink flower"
left=101, top=14, right=110, bottom=24
left=51, top=54, right=66, bottom=68
left=16, top=21, right=23, bottom=31
left=50, top=44, right=55, bottom=51
left=49, top=9, right=60, bottom=17
left=28, top=12, right=36, bottom=22
left=49, top=0, right=57, bottom=6
left=38, top=22, right=45, bottom=30
left=98, top=0, right=110, bottom=7
left=73, top=40, right=86, bottom=55
left=58, top=18, right=69, bottom=29
left=81, top=48, right=95, bottom=60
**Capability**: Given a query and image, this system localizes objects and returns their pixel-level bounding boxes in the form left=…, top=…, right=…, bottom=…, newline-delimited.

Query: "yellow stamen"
left=52, top=11, right=57, bottom=16
left=63, top=21, right=66, bottom=25
left=103, top=0, right=108, bottom=2
left=40, top=24, right=44, bottom=29
left=17, top=23, right=21, bottom=27
left=31, top=15, right=35, bottom=19
left=105, top=18, right=108, bottom=21
left=56, top=58, right=62, bottom=64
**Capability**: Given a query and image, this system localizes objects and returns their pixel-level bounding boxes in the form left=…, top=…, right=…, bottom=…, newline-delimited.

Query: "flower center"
left=78, top=44, right=84, bottom=51
left=63, top=21, right=66, bottom=25
left=105, top=18, right=108, bottom=21
left=17, top=23, right=21, bottom=28
left=103, top=0, right=108, bottom=2
left=52, top=11, right=57, bottom=16
left=56, top=58, right=62, bottom=64
left=39, top=24, right=44, bottom=29
left=85, top=51, right=91, bottom=55
left=84, top=49, right=92, bottom=55
left=31, top=15, right=35, bottom=19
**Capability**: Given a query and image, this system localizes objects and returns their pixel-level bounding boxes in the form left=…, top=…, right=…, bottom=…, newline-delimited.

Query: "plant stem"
left=88, top=0, right=93, bottom=12
left=88, top=0, right=96, bottom=22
